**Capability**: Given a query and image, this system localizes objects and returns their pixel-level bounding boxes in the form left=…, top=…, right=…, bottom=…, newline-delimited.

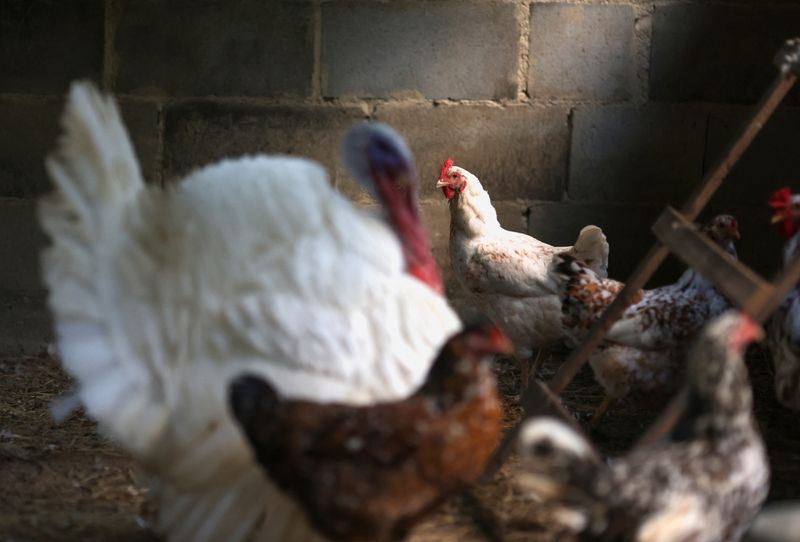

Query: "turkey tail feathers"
left=42, top=80, right=143, bottom=235
left=570, top=225, right=610, bottom=278
left=38, top=81, right=165, bottom=457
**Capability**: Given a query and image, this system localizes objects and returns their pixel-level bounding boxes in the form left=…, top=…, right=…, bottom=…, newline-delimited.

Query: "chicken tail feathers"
left=570, top=225, right=609, bottom=278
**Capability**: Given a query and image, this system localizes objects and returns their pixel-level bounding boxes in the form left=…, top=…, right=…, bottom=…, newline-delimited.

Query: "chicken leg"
left=589, top=395, right=615, bottom=430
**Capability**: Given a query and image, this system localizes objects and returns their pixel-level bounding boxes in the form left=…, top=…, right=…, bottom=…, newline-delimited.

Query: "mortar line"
left=156, top=100, right=166, bottom=187
left=516, top=1, right=532, bottom=101
left=311, top=0, right=323, bottom=101
left=102, top=0, right=114, bottom=91
left=563, top=107, right=576, bottom=201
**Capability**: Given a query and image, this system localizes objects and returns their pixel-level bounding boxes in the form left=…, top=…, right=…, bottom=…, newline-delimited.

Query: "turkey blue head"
left=342, top=121, right=415, bottom=199
left=341, top=122, right=442, bottom=294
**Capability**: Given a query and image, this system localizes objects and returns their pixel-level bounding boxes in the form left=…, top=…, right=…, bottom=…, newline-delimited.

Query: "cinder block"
left=0, top=99, right=62, bottom=197
left=704, top=106, right=800, bottom=206
left=372, top=103, right=569, bottom=201
left=163, top=102, right=367, bottom=184
left=0, top=98, right=161, bottom=197
left=0, top=200, right=47, bottom=296
left=569, top=105, right=706, bottom=204
left=321, top=1, right=520, bottom=99
left=0, top=0, right=103, bottom=94
left=113, top=1, right=314, bottom=97
left=118, top=100, right=162, bottom=184
left=528, top=3, right=636, bottom=101
left=650, top=4, right=800, bottom=103
left=0, top=294, right=51, bottom=356
left=0, top=201, right=52, bottom=354
left=527, top=201, right=692, bottom=287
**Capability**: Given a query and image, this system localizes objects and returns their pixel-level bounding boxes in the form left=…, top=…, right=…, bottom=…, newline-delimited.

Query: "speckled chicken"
left=767, top=187, right=800, bottom=409
left=516, top=311, right=769, bottom=541
left=437, top=159, right=609, bottom=386
left=228, top=323, right=512, bottom=542
left=548, top=215, right=740, bottom=423
left=39, top=83, right=461, bottom=542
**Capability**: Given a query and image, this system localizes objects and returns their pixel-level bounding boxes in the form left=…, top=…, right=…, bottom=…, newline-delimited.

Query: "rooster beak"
left=731, top=227, right=741, bottom=240
left=771, top=213, right=787, bottom=225
left=435, top=179, right=449, bottom=188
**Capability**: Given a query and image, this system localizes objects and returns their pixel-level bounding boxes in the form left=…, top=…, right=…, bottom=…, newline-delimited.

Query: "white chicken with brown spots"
left=517, top=311, right=769, bottom=542
left=437, top=158, right=609, bottom=387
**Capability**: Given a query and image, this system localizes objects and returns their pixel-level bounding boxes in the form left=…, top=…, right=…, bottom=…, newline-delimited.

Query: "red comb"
left=768, top=186, right=798, bottom=239
left=486, top=325, right=512, bottom=354
left=731, top=314, right=763, bottom=351
left=768, top=187, right=793, bottom=211
left=439, top=158, right=454, bottom=180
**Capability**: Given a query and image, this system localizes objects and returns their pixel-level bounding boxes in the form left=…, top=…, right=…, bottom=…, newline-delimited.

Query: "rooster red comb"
left=439, top=158, right=454, bottom=180
left=768, top=186, right=799, bottom=239
left=768, top=187, right=793, bottom=211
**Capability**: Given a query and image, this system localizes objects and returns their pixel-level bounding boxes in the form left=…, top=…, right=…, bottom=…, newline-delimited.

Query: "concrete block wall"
left=1, top=0, right=799, bottom=353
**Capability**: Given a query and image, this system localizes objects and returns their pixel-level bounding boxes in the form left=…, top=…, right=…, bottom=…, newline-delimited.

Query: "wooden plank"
left=652, top=207, right=775, bottom=310
left=748, top=252, right=800, bottom=322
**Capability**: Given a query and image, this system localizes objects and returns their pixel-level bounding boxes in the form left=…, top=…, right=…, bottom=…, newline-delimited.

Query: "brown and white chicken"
left=767, top=187, right=800, bottom=409
left=548, top=215, right=740, bottom=423
left=516, top=311, right=769, bottom=541
left=437, top=159, right=609, bottom=386
left=228, top=323, right=512, bottom=542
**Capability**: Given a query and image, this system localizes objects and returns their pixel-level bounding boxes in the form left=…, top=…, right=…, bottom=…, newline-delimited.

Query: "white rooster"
left=39, top=82, right=461, bottom=542
left=436, top=158, right=609, bottom=386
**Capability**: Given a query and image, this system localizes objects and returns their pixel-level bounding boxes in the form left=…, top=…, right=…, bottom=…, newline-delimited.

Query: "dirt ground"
left=1, top=346, right=798, bottom=542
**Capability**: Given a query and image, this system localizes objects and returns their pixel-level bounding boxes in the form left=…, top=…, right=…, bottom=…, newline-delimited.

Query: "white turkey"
left=39, top=81, right=461, bottom=542
left=437, top=158, right=609, bottom=387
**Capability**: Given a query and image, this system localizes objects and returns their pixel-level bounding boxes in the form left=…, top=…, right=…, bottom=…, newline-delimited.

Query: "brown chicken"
left=228, top=323, right=513, bottom=542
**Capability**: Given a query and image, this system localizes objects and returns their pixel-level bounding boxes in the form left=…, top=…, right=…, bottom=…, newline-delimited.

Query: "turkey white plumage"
left=39, top=82, right=460, bottom=542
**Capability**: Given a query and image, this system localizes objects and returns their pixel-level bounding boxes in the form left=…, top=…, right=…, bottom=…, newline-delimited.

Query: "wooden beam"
left=748, top=253, right=800, bottom=323
left=652, top=207, right=775, bottom=311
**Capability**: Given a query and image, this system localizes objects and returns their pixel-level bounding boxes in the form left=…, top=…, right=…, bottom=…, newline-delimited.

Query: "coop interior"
left=2, top=1, right=800, bottom=541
